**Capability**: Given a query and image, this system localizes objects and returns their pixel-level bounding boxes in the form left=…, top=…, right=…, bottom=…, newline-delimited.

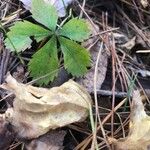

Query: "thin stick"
left=94, top=90, right=128, bottom=98
left=79, top=0, right=86, bottom=18
left=110, top=32, right=116, bottom=138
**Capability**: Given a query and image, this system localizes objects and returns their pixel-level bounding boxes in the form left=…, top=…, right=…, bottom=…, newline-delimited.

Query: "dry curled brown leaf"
left=1, top=74, right=92, bottom=139
left=110, top=90, right=150, bottom=150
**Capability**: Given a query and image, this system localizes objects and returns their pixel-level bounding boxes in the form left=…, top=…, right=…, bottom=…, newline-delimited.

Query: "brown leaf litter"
left=77, top=21, right=110, bottom=93
left=25, top=130, right=66, bottom=150
left=110, top=90, right=150, bottom=150
left=0, top=73, right=92, bottom=139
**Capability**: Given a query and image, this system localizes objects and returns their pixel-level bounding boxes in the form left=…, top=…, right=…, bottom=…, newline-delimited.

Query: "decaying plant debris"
left=1, top=0, right=150, bottom=149
left=20, top=0, right=74, bottom=17
left=0, top=74, right=92, bottom=139
left=25, top=130, right=67, bottom=150
left=110, top=90, right=150, bottom=150
left=77, top=21, right=110, bottom=93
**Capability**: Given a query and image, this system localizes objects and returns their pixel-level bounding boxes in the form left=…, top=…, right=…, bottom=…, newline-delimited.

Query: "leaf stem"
left=59, top=9, right=72, bottom=28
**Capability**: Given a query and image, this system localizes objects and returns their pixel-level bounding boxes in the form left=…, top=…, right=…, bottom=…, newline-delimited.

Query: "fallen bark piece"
left=110, top=90, right=150, bottom=150
left=1, top=74, right=92, bottom=139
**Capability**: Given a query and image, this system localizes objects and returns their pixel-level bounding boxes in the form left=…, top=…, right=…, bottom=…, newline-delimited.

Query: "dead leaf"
left=12, top=65, right=28, bottom=83
left=121, top=36, right=136, bottom=53
left=110, top=90, right=150, bottom=150
left=140, top=0, right=148, bottom=8
left=78, top=46, right=109, bottom=93
left=77, top=22, right=109, bottom=93
left=1, top=74, right=92, bottom=139
left=0, top=114, right=15, bottom=150
left=25, top=130, right=66, bottom=150
left=20, top=0, right=73, bottom=17
left=112, top=33, right=128, bottom=45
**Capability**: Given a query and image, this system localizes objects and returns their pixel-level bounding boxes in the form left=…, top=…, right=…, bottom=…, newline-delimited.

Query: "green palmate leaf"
left=5, top=20, right=50, bottom=52
left=28, top=36, right=59, bottom=85
left=32, top=0, right=58, bottom=31
left=59, top=18, right=91, bottom=42
left=59, top=37, right=90, bottom=76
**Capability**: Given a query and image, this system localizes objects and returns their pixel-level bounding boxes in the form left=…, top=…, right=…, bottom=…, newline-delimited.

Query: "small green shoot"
left=5, top=0, right=91, bottom=85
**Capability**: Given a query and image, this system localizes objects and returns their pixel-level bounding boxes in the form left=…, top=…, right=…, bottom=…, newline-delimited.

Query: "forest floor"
left=0, top=0, right=150, bottom=150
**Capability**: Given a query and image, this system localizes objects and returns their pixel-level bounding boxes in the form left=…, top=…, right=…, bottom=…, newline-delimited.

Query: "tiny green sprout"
left=5, top=0, right=91, bottom=85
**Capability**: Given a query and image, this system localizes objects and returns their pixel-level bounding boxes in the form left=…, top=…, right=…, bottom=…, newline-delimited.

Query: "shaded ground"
left=0, top=0, right=150, bottom=149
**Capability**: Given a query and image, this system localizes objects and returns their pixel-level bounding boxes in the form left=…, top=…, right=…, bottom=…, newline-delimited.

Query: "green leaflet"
left=5, top=20, right=50, bottom=52
left=32, top=0, right=58, bottom=31
left=5, top=35, right=32, bottom=52
left=59, top=18, right=91, bottom=42
left=28, top=36, right=59, bottom=85
left=59, top=37, right=91, bottom=76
